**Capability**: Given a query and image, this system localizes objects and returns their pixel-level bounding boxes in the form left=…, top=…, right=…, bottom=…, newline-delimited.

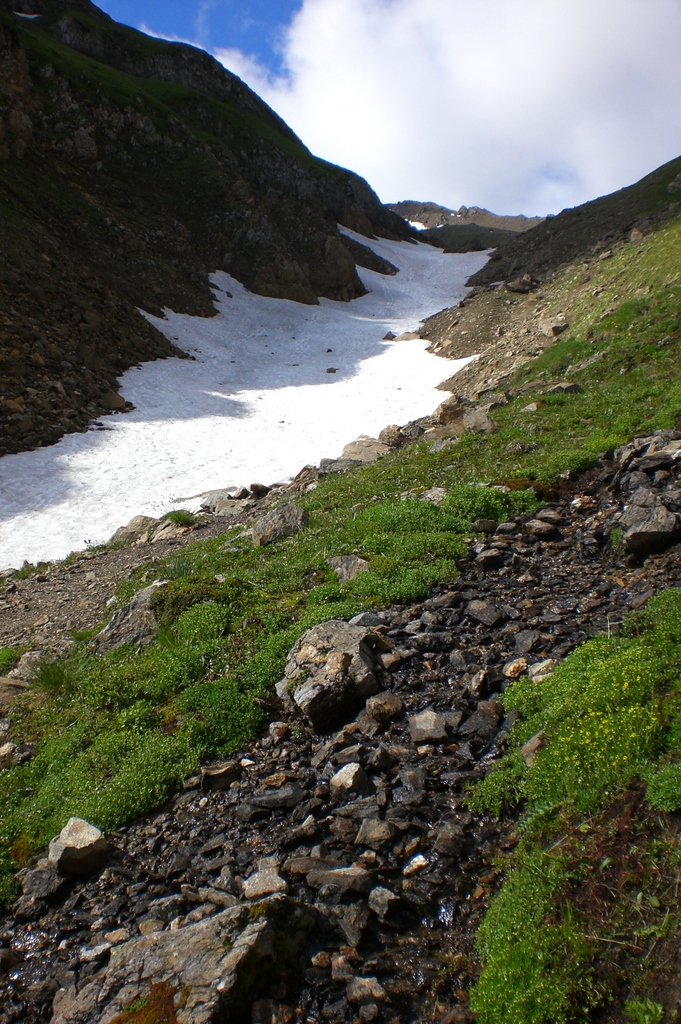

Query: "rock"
left=382, top=331, right=396, bottom=341
left=341, top=436, right=391, bottom=463
left=250, top=482, right=271, bottom=497
left=109, top=514, right=159, bottom=546
left=465, top=600, right=504, bottom=627
left=620, top=487, right=678, bottom=555
left=473, top=519, right=497, bottom=534
left=319, top=457, right=364, bottom=474
left=435, top=396, right=468, bottom=426
left=100, top=390, right=126, bottom=411
left=368, top=886, right=399, bottom=921
left=378, top=424, right=403, bottom=446
left=419, top=486, right=447, bottom=505
left=248, top=784, right=306, bottom=810
left=8, top=650, right=44, bottom=681
left=505, top=273, right=537, bottom=293
left=48, top=818, right=108, bottom=875
left=347, top=976, right=386, bottom=1004
left=0, top=740, right=17, bottom=768
left=515, top=629, right=539, bottom=655
left=459, top=709, right=499, bottom=742
left=433, top=822, right=465, bottom=857
left=50, top=897, right=320, bottom=1024
left=326, top=555, right=370, bottom=582
left=539, top=316, right=568, bottom=337
left=151, top=519, right=191, bottom=544
left=20, top=863, right=70, bottom=900
left=365, top=690, right=403, bottom=724
left=333, top=901, right=370, bottom=947
left=463, top=408, right=497, bottom=434
left=408, top=708, right=448, bottom=744
left=94, top=581, right=166, bottom=650
left=200, top=761, right=241, bottom=791
left=253, top=504, right=309, bottom=547
left=0, top=679, right=28, bottom=714
left=403, top=854, right=428, bottom=877
left=394, top=331, right=421, bottom=341
left=503, top=656, right=528, bottom=679
left=279, top=620, right=387, bottom=731
left=525, top=519, right=557, bottom=538
left=475, top=548, right=504, bottom=570
left=521, top=402, right=539, bottom=413
left=521, top=730, right=545, bottom=767
left=528, top=659, right=555, bottom=682
left=306, top=865, right=373, bottom=894
left=330, top=763, right=372, bottom=802
left=355, top=819, right=397, bottom=851
left=138, top=918, right=165, bottom=935
left=242, top=858, right=288, bottom=899
left=546, top=382, right=582, bottom=394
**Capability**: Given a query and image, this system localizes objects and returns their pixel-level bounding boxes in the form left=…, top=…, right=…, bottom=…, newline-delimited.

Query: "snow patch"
left=0, top=233, right=487, bottom=569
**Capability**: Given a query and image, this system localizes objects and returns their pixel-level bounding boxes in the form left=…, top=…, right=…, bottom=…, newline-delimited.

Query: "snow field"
left=0, top=233, right=487, bottom=569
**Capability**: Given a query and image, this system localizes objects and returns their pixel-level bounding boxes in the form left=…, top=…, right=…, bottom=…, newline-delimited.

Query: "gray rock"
left=279, top=620, right=388, bottom=731
left=48, top=818, right=108, bottom=875
left=347, top=976, right=386, bottom=1003
left=465, top=600, right=504, bottom=627
left=620, top=487, right=678, bottom=555
left=368, top=886, right=399, bottom=921
left=538, top=315, right=568, bottom=337
left=326, top=555, right=370, bottom=582
left=109, top=514, right=159, bottom=546
left=8, top=650, right=43, bottom=681
left=319, top=457, right=364, bottom=474
left=341, top=435, right=391, bottom=463
left=355, top=819, right=397, bottom=851
left=94, top=581, right=166, bottom=650
left=463, top=408, right=496, bottom=434
left=248, top=784, right=306, bottom=810
left=242, top=858, right=288, bottom=899
left=433, top=822, right=465, bottom=857
left=419, top=486, right=447, bottom=505
left=50, top=897, right=320, bottom=1024
left=253, top=503, right=309, bottom=547
left=306, top=865, right=373, bottom=894
left=408, top=708, right=447, bottom=744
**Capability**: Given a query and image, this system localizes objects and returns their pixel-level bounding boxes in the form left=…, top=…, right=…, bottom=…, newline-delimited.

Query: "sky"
left=98, top=0, right=681, bottom=217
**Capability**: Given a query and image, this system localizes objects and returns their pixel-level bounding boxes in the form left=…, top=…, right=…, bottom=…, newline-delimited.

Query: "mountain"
left=0, top=0, right=412, bottom=456
left=467, top=154, right=681, bottom=286
left=388, top=200, right=543, bottom=253
left=388, top=200, right=543, bottom=233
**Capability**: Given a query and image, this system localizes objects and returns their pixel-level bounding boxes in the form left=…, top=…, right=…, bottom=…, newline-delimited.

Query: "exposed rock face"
left=0, top=0, right=412, bottom=457
left=51, top=897, right=321, bottom=1024
left=94, top=581, right=166, bottom=650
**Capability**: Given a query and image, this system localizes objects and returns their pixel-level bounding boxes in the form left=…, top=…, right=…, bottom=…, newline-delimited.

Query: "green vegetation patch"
left=469, top=589, right=681, bottom=1023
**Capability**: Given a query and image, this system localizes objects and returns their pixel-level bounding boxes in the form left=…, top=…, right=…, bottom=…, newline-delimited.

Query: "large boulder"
left=252, top=504, right=308, bottom=547
left=276, top=620, right=391, bottom=732
left=51, top=897, right=322, bottom=1024
left=48, top=818, right=108, bottom=875
left=620, top=487, right=679, bottom=555
left=109, top=514, right=159, bottom=546
left=341, top=435, right=391, bottom=463
left=94, top=581, right=166, bottom=650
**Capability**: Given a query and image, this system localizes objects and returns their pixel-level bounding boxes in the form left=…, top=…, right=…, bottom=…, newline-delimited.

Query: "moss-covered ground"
left=0, top=210, right=680, bottom=1017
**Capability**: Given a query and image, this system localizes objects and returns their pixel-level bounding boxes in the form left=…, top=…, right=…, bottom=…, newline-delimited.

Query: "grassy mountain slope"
left=0, top=0, right=410, bottom=456
left=468, top=156, right=681, bottom=286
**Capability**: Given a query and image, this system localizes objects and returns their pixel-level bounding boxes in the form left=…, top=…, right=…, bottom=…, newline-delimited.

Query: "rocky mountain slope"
left=0, top=0, right=410, bottom=456
left=467, top=154, right=681, bottom=286
left=387, top=202, right=543, bottom=255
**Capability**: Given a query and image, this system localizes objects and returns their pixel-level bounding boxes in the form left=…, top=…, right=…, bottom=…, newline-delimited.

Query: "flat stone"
left=306, top=865, right=373, bottom=894
left=465, top=600, right=504, bottom=627
left=48, top=818, right=108, bottom=876
left=253, top=504, right=309, bottom=547
left=248, top=784, right=306, bottom=810
left=365, top=690, right=403, bottom=724
left=503, top=656, right=528, bottom=679
left=368, top=886, right=399, bottom=921
left=342, top=435, right=391, bottom=462
left=326, top=555, right=370, bottom=582
left=408, top=708, right=447, bottom=744
left=355, top=819, right=397, bottom=851
left=242, top=858, right=288, bottom=899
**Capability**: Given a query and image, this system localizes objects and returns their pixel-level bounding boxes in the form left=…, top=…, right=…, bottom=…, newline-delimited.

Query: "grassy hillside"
left=419, top=223, right=518, bottom=253
left=0, top=202, right=679, bottom=960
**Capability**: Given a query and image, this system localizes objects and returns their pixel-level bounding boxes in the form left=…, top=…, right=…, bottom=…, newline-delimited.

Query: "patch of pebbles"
left=2, top=432, right=681, bottom=1024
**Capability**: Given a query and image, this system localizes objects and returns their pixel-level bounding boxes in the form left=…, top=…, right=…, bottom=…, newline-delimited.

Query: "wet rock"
left=365, top=690, right=403, bottom=724
left=326, top=555, right=370, bottom=582
left=347, top=976, right=386, bottom=1004
left=48, top=818, right=108, bottom=875
left=465, top=600, right=504, bottom=627
left=306, top=865, right=373, bottom=895
left=248, top=784, right=306, bottom=811
left=253, top=503, right=309, bottom=547
left=433, top=823, right=465, bottom=857
left=242, top=858, right=288, bottom=899
left=368, top=886, right=399, bottom=921
left=330, top=762, right=372, bottom=802
left=620, top=487, right=678, bottom=555
left=408, top=708, right=448, bottom=744
left=355, top=819, right=397, bottom=851
left=94, top=581, right=166, bottom=650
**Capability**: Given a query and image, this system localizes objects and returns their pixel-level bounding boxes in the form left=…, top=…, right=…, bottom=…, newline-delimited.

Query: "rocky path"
left=1, top=432, right=680, bottom=1024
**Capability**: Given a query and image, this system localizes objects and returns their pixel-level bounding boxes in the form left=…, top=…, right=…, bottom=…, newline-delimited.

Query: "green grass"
left=0, top=210, right=679, bottom=911
left=468, top=589, right=681, bottom=1023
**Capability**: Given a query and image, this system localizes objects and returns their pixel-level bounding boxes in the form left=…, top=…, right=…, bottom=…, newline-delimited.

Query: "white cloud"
left=215, top=0, right=681, bottom=215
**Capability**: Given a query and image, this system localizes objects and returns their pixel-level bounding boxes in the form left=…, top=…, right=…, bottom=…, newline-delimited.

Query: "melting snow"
left=0, top=232, right=487, bottom=569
